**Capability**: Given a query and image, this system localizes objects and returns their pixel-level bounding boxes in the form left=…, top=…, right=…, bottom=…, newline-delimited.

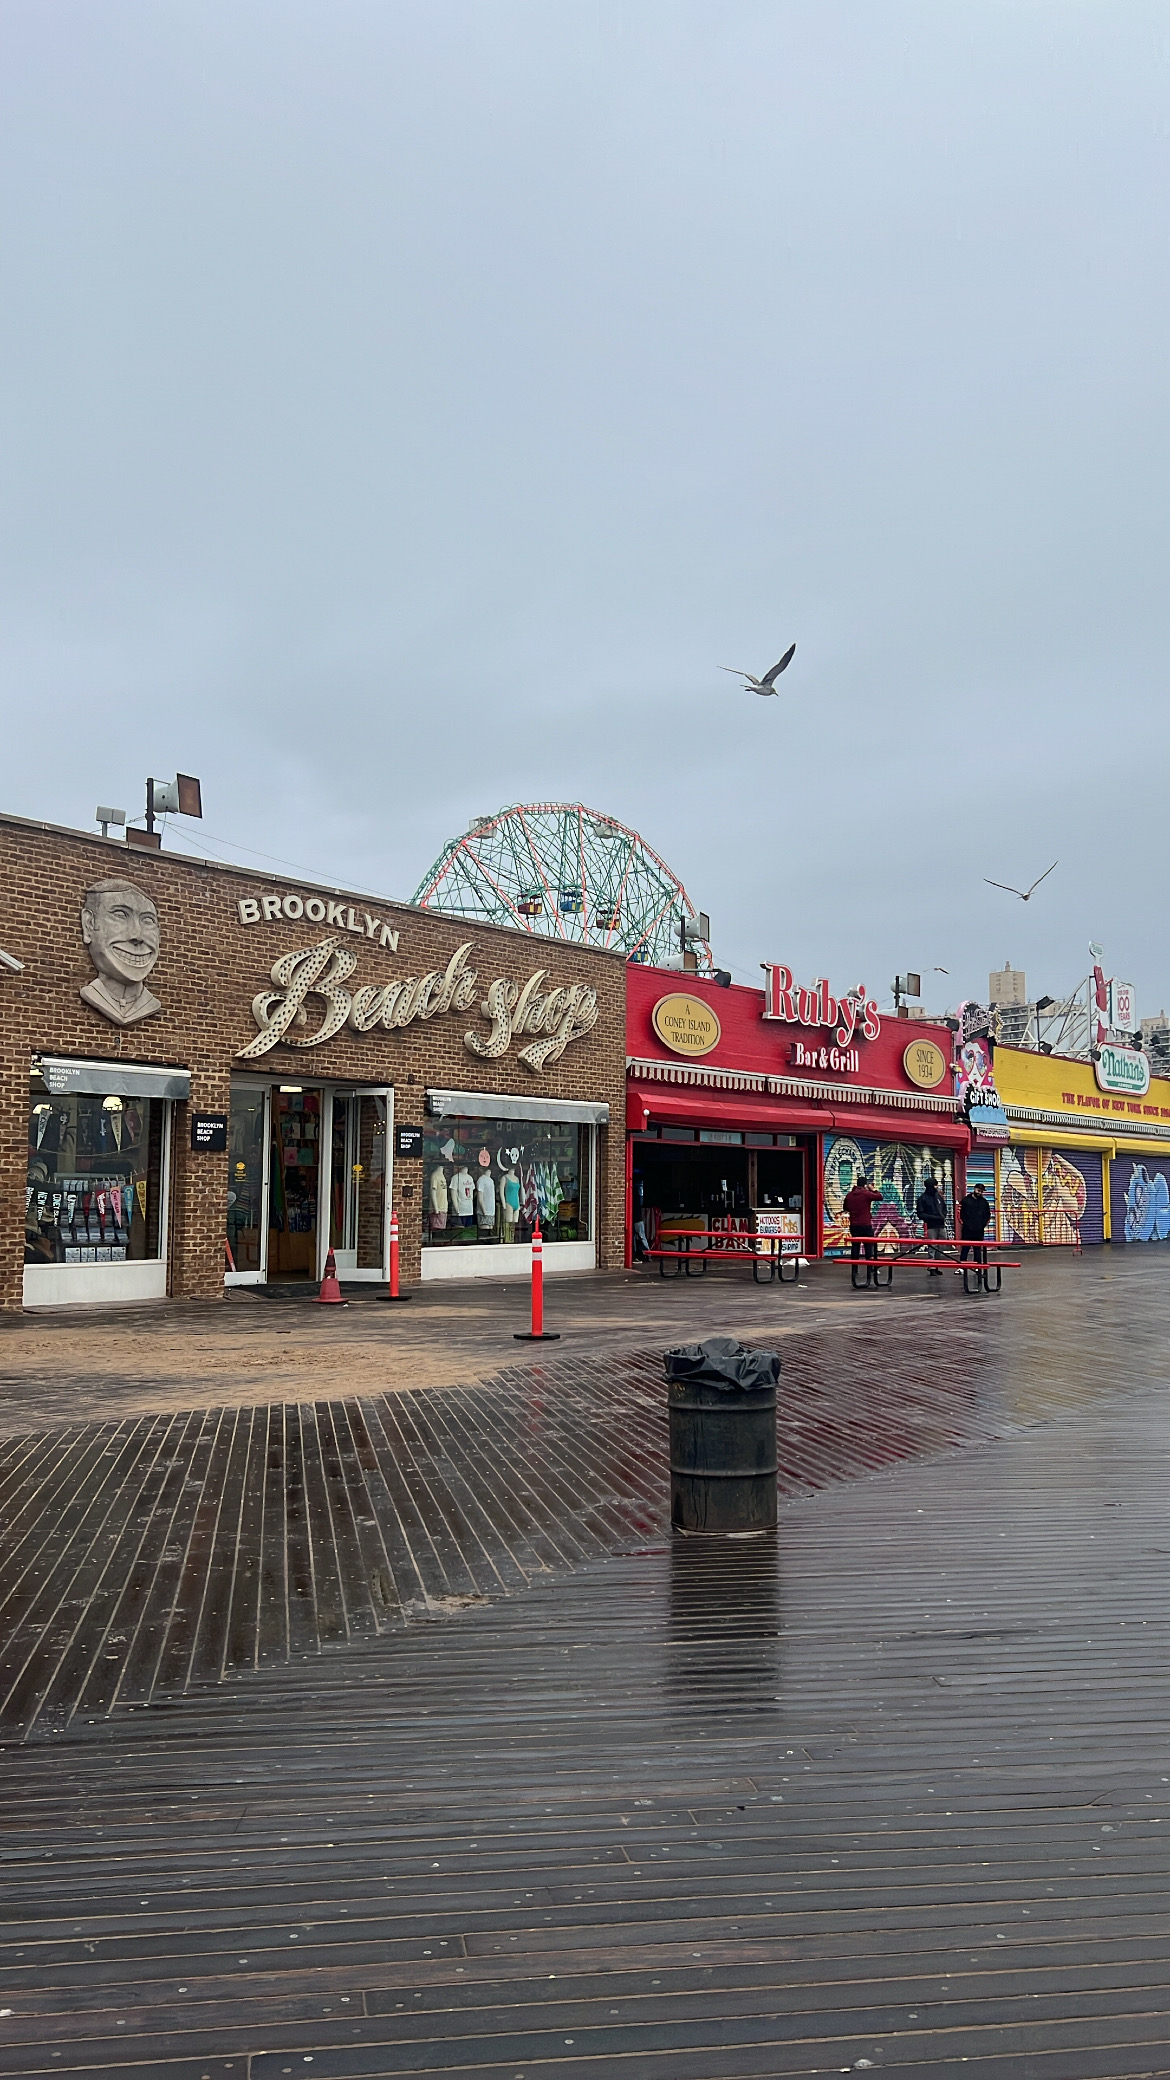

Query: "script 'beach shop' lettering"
left=236, top=937, right=599, bottom=1072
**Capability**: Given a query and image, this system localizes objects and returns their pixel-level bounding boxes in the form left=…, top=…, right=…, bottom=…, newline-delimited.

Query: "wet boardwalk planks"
left=2, top=1258, right=1170, bottom=2073
left=0, top=1275, right=1150, bottom=1743
left=2, top=1368, right=1170, bottom=2076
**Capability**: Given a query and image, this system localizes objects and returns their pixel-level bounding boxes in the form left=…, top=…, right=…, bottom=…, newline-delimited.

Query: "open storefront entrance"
left=226, top=1081, right=392, bottom=1285
left=631, top=1128, right=810, bottom=1255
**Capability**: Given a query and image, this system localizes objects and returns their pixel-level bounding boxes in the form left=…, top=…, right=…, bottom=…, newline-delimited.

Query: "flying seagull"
left=983, top=860, right=1059, bottom=902
left=720, top=642, right=796, bottom=695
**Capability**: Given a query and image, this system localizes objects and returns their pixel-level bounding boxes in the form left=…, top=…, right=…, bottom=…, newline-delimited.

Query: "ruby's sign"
left=762, top=966, right=881, bottom=1047
left=789, top=1040, right=860, bottom=1074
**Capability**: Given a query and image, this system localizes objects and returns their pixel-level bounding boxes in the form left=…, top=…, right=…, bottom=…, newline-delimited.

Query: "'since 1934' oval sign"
left=902, top=1038, right=948, bottom=1090
left=652, top=993, right=722, bottom=1059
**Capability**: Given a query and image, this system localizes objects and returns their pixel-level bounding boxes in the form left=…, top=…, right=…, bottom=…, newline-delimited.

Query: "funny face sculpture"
left=80, top=879, right=163, bottom=1025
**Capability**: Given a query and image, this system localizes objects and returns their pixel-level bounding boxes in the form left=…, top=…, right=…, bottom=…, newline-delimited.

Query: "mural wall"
left=822, top=1136, right=956, bottom=1253
left=1110, top=1155, right=1170, bottom=1243
left=997, top=1146, right=1104, bottom=1247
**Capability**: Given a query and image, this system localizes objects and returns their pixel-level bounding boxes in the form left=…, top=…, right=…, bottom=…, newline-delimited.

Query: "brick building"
left=3, top=812, right=626, bottom=1311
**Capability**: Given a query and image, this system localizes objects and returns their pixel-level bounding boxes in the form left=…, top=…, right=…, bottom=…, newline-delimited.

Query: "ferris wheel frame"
left=411, top=802, right=712, bottom=969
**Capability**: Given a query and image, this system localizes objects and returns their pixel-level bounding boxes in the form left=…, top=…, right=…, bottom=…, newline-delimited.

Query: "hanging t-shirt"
left=476, top=1172, right=496, bottom=1227
left=450, top=1169, right=475, bottom=1218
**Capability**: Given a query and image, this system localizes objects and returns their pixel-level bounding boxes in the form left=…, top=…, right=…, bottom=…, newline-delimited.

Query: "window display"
left=422, top=1115, right=590, bottom=1248
left=26, top=1077, right=166, bottom=1266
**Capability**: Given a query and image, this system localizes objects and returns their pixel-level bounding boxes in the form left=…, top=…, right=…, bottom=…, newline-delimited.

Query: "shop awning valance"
left=35, top=1056, right=192, bottom=1102
left=632, top=1082, right=969, bottom=1150
left=426, top=1089, right=609, bottom=1126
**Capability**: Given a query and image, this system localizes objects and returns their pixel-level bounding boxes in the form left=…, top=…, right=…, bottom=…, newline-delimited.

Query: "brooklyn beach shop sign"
left=236, top=936, right=599, bottom=1073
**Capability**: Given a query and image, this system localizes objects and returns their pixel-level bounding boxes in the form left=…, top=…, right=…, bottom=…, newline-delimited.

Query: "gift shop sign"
left=236, top=936, right=598, bottom=1074
left=762, top=967, right=881, bottom=1048
left=1095, top=1043, right=1150, bottom=1097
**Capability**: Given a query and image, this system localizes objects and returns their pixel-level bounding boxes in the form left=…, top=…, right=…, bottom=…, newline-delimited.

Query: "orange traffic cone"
left=316, top=1247, right=347, bottom=1305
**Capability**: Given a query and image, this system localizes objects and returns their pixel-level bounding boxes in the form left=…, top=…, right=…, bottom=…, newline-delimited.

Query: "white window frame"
left=225, top=1079, right=272, bottom=1286
left=420, top=1116, right=598, bottom=1282
left=319, top=1086, right=395, bottom=1281
left=23, top=1100, right=175, bottom=1309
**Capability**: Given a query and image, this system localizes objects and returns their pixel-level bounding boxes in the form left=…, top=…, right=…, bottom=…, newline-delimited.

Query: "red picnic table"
left=838, top=1239, right=1019, bottom=1293
left=647, top=1228, right=802, bottom=1285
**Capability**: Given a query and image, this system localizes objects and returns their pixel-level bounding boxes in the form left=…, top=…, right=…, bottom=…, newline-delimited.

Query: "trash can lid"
left=664, top=1335, right=780, bottom=1392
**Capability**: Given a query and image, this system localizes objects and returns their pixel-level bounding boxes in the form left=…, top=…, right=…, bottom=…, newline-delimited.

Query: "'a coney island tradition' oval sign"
left=652, top=994, right=722, bottom=1059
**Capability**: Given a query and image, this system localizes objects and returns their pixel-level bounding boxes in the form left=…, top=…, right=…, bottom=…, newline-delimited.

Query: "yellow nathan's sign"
left=652, top=993, right=722, bottom=1058
left=993, top=1044, right=1170, bottom=1124
left=902, top=1038, right=948, bottom=1090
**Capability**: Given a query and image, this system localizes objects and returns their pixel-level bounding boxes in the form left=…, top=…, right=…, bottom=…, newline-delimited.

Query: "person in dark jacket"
left=915, top=1174, right=948, bottom=1274
left=957, top=1181, right=993, bottom=1268
left=843, top=1177, right=883, bottom=1278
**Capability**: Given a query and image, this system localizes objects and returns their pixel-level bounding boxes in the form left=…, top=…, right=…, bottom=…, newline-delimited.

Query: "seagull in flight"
left=983, top=860, right=1059, bottom=902
left=721, top=643, right=796, bottom=695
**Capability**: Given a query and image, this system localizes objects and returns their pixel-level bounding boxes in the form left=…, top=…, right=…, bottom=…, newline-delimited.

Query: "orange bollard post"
left=316, top=1247, right=347, bottom=1305
left=379, top=1208, right=413, bottom=1302
left=514, top=1220, right=560, bottom=1341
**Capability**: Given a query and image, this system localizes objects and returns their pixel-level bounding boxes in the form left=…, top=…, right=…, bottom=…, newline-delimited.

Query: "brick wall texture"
left=1, top=815, right=628, bottom=1310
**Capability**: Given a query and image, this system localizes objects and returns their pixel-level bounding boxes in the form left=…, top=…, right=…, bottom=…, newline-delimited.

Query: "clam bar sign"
left=236, top=936, right=599, bottom=1074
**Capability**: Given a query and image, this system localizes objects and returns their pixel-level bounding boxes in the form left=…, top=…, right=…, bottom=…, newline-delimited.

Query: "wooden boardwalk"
left=0, top=1290, right=1124, bottom=1743
left=1, top=1257, right=1169, bottom=2074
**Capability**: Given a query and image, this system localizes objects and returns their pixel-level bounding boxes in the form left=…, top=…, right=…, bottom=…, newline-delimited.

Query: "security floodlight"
left=95, top=806, right=126, bottom=838
left=892, top=972, right=921, bottom=1011
left=1035, top=994, right=1055, bottom=1012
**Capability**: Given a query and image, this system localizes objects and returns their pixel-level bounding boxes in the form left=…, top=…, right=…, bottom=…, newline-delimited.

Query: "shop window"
left=27, top=1080, right=165, bottom=1267
left=423, top=1116, right=590, bottom=1248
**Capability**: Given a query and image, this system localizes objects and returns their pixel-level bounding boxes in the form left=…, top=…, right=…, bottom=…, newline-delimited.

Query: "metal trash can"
left=665, top=1335, right=779, bottom=1534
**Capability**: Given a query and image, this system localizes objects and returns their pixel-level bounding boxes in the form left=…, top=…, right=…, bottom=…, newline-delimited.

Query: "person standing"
left=916, top=1172, right=949, bottom=1274
left=958, top=1180, right=993, bottom=1270
left=843, top=1175, right=883, bottom=1280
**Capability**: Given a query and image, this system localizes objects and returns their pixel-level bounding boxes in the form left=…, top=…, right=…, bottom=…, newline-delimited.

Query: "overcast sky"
left=4, top=2, right=1168, bottom=1013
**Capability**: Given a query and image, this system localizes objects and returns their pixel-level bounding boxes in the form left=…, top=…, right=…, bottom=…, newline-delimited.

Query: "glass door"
left=226, top=1083, right=270, bottom=1284
left=323, top=1088, right=393, bottom=1280
left=267, top=1085, right=325, bottom=1279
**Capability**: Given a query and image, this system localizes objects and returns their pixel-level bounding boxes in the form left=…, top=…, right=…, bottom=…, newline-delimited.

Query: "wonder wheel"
left=411, top=803, right=710, bottom=968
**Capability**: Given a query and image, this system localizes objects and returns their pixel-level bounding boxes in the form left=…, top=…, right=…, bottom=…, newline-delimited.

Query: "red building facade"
left=626, top=962, right=969, bottom=1262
